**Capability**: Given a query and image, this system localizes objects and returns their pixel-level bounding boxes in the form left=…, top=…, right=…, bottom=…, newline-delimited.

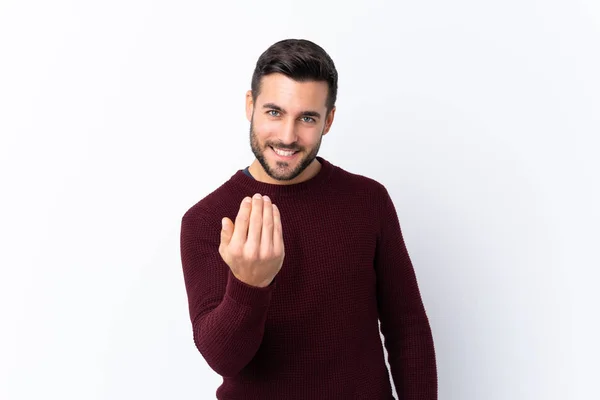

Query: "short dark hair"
left=251, top=39, right=338, bottom=112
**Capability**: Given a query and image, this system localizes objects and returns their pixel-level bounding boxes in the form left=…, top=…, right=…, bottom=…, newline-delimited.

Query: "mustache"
left=267, top=143, right=301, bottom=151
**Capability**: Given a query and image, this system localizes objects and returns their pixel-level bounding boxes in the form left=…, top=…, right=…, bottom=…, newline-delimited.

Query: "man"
left=180, top=38, right=437, bottom=399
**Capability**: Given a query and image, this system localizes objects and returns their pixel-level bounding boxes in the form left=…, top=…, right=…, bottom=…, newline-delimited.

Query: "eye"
left=300, top=116, right=316, bottom=123
left=267, top=110, right=280, bottom=117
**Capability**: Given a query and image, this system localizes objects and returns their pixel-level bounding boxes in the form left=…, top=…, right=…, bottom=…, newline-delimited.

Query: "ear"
left=322, top=106, right=336, bottom=136
left=245, top=90, right=254, bottom=122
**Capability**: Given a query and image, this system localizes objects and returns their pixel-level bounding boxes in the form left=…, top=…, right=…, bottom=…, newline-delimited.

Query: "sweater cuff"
left=225, top=271, right=275, bottom=308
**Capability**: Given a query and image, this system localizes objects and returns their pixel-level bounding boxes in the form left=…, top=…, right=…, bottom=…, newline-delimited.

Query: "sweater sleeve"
left=374, top=186, right=438, bottom=399
left=180, top=212, right=274, bottom=377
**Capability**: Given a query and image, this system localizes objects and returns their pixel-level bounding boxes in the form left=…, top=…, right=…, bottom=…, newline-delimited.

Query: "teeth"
left=273, top=147, right=296, bottom=156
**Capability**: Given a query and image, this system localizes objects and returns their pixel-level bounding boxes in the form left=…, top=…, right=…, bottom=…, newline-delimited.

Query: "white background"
left=1, top=0, right=598, bottom=399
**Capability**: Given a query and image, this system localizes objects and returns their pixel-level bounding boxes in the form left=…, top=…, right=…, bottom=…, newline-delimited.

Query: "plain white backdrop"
left=1, top=0, right=598, bottom=399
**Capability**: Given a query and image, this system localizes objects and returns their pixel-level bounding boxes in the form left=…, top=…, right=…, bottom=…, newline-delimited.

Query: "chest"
left=266, top=195, right=379, bottom=325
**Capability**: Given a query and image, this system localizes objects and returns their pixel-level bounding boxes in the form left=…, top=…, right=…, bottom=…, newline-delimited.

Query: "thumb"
left=220, top=217, right=233, bottom=246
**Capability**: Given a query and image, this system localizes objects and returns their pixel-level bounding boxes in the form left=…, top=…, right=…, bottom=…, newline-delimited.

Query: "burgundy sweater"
left=180, top=157, right=437, bottom=399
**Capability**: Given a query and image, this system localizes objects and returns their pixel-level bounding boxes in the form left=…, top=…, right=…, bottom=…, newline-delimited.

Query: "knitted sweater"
left=180, top=157, right=437, bottom=399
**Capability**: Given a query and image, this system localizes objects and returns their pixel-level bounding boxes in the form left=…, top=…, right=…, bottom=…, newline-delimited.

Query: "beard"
left=249, top=118, right=323, bottom=182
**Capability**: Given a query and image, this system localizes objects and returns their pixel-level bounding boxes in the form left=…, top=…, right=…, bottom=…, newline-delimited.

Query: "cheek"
left=304, top=125, right=325, bottom=144
left=253, top=120, right=279, bottom=139
left=253, top=116, right=270, bottom=131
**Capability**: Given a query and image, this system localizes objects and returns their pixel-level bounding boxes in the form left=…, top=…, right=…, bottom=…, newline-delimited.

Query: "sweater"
left=180, top=156, right=437, bottom=399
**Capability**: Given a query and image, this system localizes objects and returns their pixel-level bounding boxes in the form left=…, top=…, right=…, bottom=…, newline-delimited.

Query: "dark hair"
left=251, top=39, right=338, bottom=112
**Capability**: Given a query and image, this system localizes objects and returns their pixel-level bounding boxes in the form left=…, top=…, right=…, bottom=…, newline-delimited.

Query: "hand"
left=219, top=193, right=285, bottom=288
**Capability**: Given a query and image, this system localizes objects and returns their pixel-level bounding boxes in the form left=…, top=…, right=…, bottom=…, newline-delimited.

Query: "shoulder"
left=326, top=161, right=398, bottom=224
left=329, top=162, right=389, bottom=199
left=181, top=174, right=242, bottom=226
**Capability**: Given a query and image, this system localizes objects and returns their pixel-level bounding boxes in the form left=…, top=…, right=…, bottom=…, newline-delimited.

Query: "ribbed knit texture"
left=180, top=157, right=437, bottom=399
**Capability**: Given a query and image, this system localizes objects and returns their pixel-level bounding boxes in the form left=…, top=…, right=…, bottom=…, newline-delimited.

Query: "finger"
left=231, top=197, right=252, bottom=246
left=272, top=203, right=284, bottom=255
left=220, top=217, right=233, bottom=246
left=247, top=193, right=264, bottom=247
left=261, top=195, right=274, bottom=253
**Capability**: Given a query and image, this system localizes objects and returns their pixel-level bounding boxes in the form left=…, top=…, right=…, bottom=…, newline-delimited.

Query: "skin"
left=246, top=72, right=336, bottom=185
left=220, top=194, right=284, bottom=288
left=219, top=73, right=336, bottom=287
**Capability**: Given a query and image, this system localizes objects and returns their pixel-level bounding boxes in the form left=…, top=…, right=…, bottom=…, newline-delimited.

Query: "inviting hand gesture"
left=219, top=193, right=285, bottom=288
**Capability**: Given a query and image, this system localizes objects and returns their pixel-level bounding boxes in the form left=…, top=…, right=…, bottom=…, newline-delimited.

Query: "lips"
left=271, top=146, right=299, bottom=158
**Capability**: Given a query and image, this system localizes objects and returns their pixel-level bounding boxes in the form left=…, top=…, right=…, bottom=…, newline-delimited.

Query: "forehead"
left=256, top=73, right=328, bottom=111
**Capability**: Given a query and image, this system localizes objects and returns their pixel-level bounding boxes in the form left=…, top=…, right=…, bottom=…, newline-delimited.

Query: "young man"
left=180, top=38, right=437, bottom=399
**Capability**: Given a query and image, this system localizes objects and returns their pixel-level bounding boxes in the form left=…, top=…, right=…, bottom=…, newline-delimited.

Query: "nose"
left=278, top=118, right=298, bottom=145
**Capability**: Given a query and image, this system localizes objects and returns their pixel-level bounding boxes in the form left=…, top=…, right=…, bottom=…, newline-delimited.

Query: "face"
left=246, top=73, right=335, bottom=183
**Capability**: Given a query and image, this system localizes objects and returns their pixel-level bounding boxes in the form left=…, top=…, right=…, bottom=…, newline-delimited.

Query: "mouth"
left=270, top=146, right=299, bottom=160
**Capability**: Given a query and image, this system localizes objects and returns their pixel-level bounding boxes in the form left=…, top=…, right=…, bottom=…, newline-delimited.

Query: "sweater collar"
left=231, top=156, right=334, bottom=197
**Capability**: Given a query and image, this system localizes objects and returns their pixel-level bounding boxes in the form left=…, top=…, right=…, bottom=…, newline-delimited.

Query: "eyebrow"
left=262, top=103, right=322, bottom=119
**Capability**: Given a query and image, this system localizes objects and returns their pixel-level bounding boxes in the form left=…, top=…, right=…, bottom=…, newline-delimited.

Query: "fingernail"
left=244, top=197, right=252, bottom=203
left=221, top=218, right=226, bottom=229
left=263, top=195, right=270, bottom=202
left=253, top=193, right=262, bottom=199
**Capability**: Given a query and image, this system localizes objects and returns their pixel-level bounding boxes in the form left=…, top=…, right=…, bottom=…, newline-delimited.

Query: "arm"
left=180, top=212, right=274, bottom=377
left=374, top=186, right=438, bottom=399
